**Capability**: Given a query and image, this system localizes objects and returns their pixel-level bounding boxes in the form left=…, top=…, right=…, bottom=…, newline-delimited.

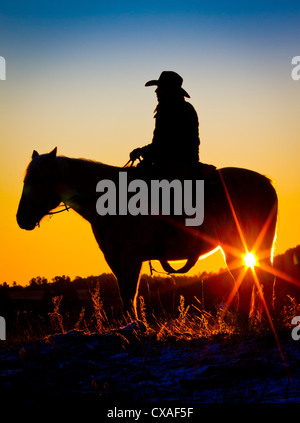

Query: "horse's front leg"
left=105, top=252, right=143, bottom=319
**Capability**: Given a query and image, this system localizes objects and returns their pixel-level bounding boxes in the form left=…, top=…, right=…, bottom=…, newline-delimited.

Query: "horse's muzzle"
left=16, top=212, right=37, bottom=231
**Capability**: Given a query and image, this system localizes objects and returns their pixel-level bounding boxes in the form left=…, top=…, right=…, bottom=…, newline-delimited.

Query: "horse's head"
left=17, top=147, right=61, bottom=230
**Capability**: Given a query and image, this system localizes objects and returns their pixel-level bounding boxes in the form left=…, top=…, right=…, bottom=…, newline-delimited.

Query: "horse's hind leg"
left=225, top=255, right=254, bottom=321
left=254, top=257, right=275, bottom=321
left=226, top=254, right=275, bottom=324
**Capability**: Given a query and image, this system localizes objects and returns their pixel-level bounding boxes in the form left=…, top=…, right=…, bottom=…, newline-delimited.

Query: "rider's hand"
left=130, top=148, right=142, bottom=161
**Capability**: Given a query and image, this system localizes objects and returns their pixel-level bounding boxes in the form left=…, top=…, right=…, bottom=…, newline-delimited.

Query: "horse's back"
left=215, top=167, right=277, bottom=208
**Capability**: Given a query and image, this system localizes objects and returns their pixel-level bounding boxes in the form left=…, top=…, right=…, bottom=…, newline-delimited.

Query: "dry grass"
left=48, top=295, right=64, bottom=334
left=4, top=283, right=299, bottom=347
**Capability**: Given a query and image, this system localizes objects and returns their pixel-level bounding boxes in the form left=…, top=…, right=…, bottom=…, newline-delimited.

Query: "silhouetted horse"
left=17, top=148, right=278, bottom=320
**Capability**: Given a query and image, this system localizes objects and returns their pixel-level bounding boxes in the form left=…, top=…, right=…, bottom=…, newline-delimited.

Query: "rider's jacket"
left=140, top=98, right=200, bottom=166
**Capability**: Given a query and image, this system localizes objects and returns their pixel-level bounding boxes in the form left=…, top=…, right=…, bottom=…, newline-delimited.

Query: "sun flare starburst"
left=244, top=252, right=256, bottom=269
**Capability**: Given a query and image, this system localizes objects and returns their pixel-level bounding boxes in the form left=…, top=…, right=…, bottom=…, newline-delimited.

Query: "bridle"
left=34, top=202, right=70, bottom=228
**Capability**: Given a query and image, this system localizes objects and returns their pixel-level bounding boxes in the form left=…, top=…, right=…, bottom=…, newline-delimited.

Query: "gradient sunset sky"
left=1, top=1, right=300, bottom=285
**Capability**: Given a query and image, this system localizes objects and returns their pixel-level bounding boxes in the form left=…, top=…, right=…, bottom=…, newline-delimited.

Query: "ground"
left=0, top=326, right=299, bottom=408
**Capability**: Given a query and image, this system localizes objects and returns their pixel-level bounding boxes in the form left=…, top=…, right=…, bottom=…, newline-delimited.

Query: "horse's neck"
left=55, top=156, right=119, bottom=203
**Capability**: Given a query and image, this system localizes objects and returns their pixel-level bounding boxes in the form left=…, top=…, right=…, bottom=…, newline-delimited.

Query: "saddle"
left=133, top=160, right=216, bottom=181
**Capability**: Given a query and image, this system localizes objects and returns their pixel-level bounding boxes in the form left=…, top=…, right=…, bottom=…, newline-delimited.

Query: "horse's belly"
left=152, top=222, right=214, bottom=261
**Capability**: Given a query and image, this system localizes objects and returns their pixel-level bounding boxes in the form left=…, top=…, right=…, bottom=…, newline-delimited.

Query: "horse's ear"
left=32, top=150, right=39, bottom=159
left=49, top=147, right=57, bottom=159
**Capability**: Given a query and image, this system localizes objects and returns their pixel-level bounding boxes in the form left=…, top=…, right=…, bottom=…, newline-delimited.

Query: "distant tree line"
left=0, top=245, right=299, bottom=319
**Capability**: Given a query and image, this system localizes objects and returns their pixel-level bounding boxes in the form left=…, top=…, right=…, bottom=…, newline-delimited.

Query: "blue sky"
left=2, top=1, right=299, bottom=79
left=1, top=0, right=300, bottom=18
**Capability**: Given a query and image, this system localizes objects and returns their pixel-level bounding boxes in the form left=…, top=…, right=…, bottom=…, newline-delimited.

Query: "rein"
left=123, top=158, right=137, bottom=168
left=47, top=203, right=70, bottom=215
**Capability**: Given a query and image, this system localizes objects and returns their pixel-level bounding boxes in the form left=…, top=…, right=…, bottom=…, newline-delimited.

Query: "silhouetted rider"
left=130, top=71, right=200, bottom=167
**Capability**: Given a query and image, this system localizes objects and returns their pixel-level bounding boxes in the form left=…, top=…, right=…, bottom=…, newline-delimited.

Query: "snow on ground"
left=0, top=329, right=299, bottom=405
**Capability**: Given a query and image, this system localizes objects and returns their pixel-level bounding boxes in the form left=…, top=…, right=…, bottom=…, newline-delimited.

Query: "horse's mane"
left=25, top=154, right=123, bottom=186
left=58, top=156, right=120, bottom=181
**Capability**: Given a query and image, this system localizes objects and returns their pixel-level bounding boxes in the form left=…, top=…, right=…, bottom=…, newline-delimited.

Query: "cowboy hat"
left=145, top=71, right=190, bottom=98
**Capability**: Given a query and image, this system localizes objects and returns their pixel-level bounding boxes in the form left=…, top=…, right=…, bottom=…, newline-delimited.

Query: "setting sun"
left=244, top=252, right=257, bottom=269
